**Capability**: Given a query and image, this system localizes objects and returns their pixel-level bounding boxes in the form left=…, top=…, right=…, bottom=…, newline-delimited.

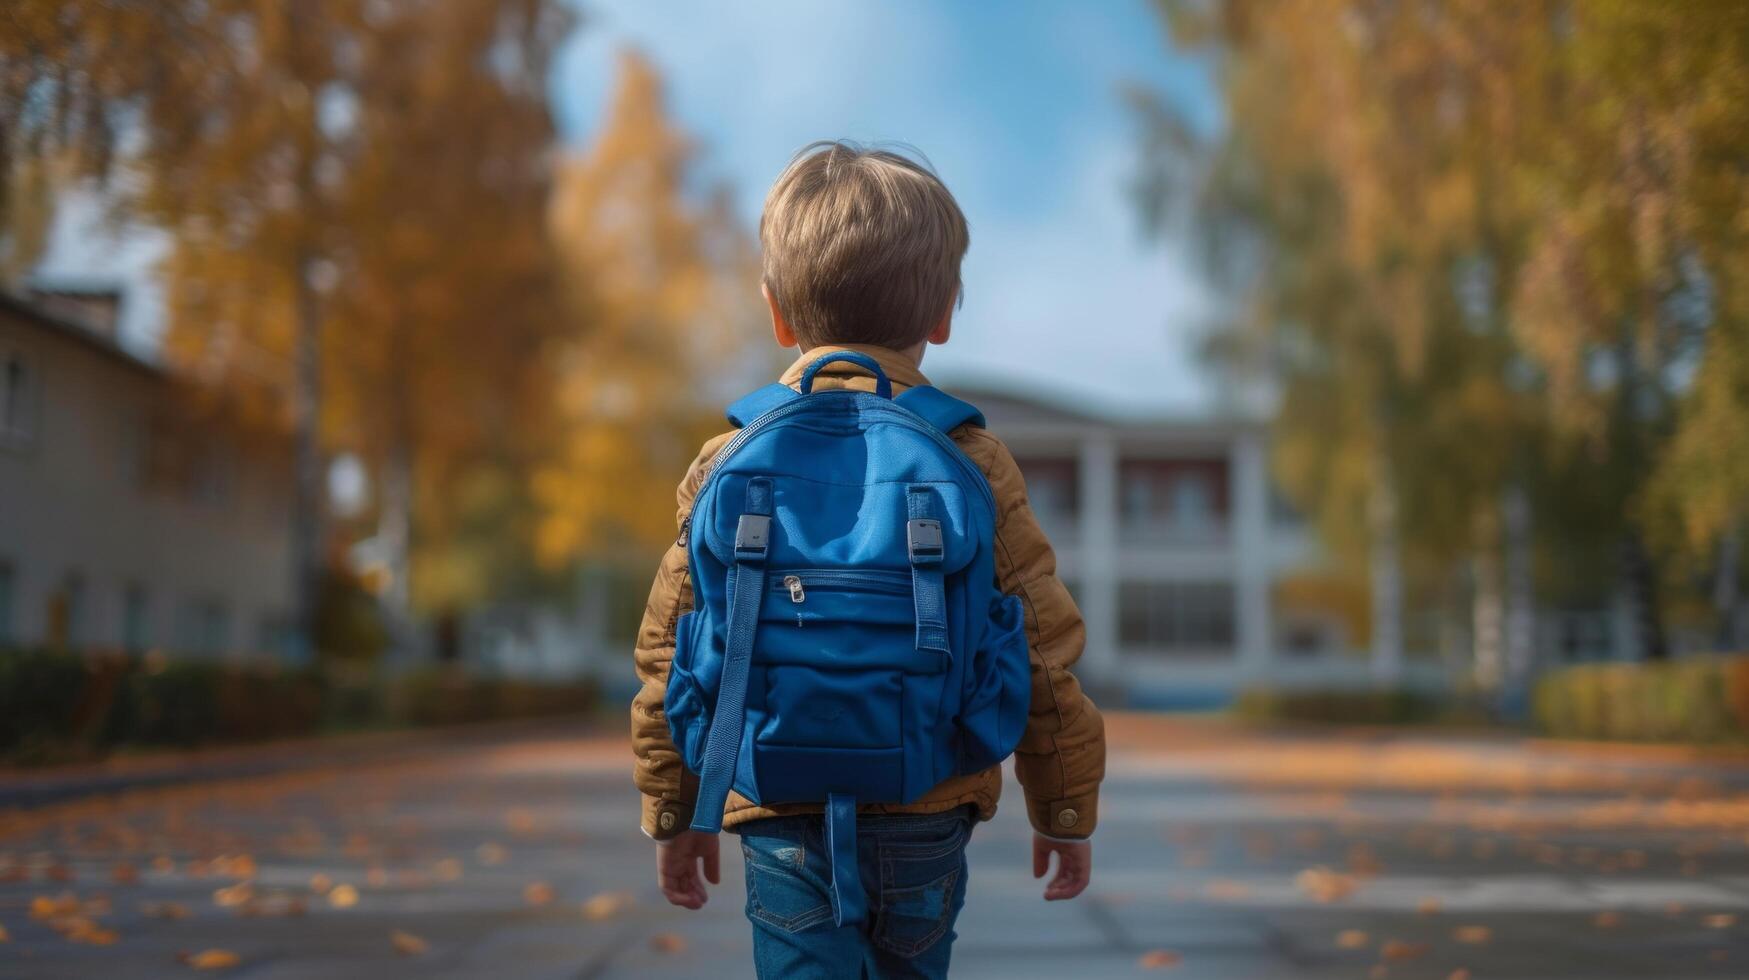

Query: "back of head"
left=761, top=141, right=970, bottom=351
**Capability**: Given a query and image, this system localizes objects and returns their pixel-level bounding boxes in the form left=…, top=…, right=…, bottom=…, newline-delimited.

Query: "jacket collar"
left=779, top=344, right=931, bottom=392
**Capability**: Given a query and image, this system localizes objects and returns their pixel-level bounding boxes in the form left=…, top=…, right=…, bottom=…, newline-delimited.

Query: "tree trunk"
left=1715, top=519, right=1742, bottom=650
left=1472, top=538, right=1504, bottom=693
left=1502, top=484, right=1536, bottom=713
left=290, top=255, right=325, bottom=661
left=1368, top=445, right=1404, bottom=685
left=1622, top=529, right=1668, bottom=660
left=379, top=439, right=414, bottom=617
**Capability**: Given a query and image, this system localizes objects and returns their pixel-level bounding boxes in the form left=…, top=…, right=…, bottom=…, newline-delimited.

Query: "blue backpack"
left=665, top=351, right=1032, bottom=925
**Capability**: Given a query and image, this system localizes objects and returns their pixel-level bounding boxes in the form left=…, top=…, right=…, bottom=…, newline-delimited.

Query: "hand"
left=1032, top=833, right=1091, bottom=901
left=657, top=830, right=720, bottom=909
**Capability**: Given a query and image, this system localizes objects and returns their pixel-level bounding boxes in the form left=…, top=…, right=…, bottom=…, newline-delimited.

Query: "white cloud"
left=930, top=135, right=1216, bottom=414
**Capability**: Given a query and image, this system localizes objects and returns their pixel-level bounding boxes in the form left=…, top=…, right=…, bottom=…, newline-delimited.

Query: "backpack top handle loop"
left=798, top=351, right=894, bottom=399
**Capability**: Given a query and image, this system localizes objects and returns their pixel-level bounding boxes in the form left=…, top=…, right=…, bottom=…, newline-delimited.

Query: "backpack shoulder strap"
left=893, top=386, right=986, bottom=433
left=726, top=383, right=800, bottom=428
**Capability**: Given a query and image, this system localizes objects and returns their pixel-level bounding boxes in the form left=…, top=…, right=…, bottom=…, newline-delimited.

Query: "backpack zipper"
left=770, top=568, right=913, bottom=602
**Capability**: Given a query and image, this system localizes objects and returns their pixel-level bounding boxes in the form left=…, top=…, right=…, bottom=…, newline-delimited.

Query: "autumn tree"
left=537, top=51, right=766, bottom=571
left=1144, top=0, right=1749, bottom=676
left=3, top=2, right=574, bottom=650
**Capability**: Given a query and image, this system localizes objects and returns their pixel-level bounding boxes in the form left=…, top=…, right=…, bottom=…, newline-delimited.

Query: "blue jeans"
left=735, top=805, right=974, bottom=980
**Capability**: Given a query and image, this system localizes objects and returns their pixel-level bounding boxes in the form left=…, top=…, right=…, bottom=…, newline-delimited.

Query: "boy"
left=631, top=141, right=1105, bottom=978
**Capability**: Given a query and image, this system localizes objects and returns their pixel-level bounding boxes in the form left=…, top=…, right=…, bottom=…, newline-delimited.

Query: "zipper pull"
left=676, top=514, right=691, bottom=547
left=783, top=575, right=805, bottom=603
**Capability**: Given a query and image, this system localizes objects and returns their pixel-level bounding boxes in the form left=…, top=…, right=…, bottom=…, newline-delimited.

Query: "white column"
left=1232, top=428, right=1272, bottom=681
left=1077, top=430, right=1120, bottom=685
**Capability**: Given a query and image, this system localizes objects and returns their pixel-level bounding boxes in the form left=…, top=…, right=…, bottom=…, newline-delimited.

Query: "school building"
left=961, top=383, right=1402, bottom=708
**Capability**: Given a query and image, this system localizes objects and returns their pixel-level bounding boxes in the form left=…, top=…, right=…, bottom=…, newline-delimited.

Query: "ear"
left=926, top=303, right=953, bottom=346
left=764, top=282, right=799, bottom=349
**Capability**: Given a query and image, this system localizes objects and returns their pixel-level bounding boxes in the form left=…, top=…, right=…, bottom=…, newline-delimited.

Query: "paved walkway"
left=3, top=717, right=1749, bottom=978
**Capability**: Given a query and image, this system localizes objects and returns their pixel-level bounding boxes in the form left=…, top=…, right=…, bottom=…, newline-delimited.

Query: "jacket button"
left=1057, top=808, right=1079, bottom=829
left=659, top=811, right=676, bottom=832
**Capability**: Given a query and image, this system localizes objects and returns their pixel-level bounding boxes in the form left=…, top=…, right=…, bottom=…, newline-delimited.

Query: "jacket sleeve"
left=631, top=433, right=732, bottom=840
left=961, top=429, right=1106, bottom=839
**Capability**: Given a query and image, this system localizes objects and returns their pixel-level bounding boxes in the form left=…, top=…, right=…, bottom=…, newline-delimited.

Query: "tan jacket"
left=632, top=345, right=1105, bottom=840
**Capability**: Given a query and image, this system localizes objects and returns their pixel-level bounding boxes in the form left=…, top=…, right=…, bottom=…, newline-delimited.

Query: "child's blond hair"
left=760, top=141, right=970, bottom=350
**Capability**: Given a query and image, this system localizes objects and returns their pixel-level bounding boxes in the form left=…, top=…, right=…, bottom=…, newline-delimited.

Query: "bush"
left=0, top=646, right=598, bottom=764
left=0, top=648, right=93, bottom=759
left=1532, top=655, right=1749, bottom=743
left=1232, top=686, right=1447, bottom=726
left=394, top=667, right=595, bottom=727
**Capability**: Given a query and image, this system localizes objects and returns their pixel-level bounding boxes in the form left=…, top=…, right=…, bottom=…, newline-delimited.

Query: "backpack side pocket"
left=957, top=593, right=1031, bottom=773
left=664, top=611, right=710, bottom=772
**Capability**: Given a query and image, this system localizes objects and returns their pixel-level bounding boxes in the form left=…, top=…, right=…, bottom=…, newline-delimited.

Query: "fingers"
left=1032, top=836, right=1049, bottom=879
left=1043, top=845, right=1091, bottom=901
left=704, top=837, right=721, bottom=885
left=657, top=841, right=709, bottom=910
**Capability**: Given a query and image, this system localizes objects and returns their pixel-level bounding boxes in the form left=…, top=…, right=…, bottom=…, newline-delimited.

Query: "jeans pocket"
left=873, top=817, right=969, bottom=957
left=742, top=831, right=835, bottom=934
left=872, top=865, right=962, bottom=958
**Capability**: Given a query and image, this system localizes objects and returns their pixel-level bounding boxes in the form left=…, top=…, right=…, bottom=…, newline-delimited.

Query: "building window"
left=1, top=349, right=38, bottom=448
left=1015, top=457, right=1079, bottom=529
left=1118, top=580, right=1235, bottom=653
left=47, top=572, right=86, bottom=649
left=0, top=560, right=14, bottom=645
left=179, top=598, right=231, bottom=656
left=1119, top=459, right=1229, bottom=541
left=188, top=445, right=236, bottom=506
left=122, top=585, right=151, bottom=654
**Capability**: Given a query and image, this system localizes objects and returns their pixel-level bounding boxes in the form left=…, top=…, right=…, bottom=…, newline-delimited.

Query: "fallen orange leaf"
left=650, top=932, right=688, bottom=954
left=524, top=881, right=556, bottom=907
left=187, top=949, right=241, bottom=970
left=1380, top=940, right=1429, bottom=962
left=1593, top=911, right=1623, bottom=929
left=1452, top=925, right=1492, bottom=945
left=1204, top=879, right=1251, bottom=901
left=1335, top=929, right=1369, bottom=949
left=1295, top=866, right=1361, bottom=903
left=391, top=930, right=429, bottom=955
left=327, top=884, right=359, bottom=909
left=1138, top=949, right=1182, bottom=969
left=1704, top=913, right=1736, bottom=929
left=31, top=894, right=79, bottom=920
left=582, top=891, right=633, bottom=921
left=213, top=882, right=253, bottom=908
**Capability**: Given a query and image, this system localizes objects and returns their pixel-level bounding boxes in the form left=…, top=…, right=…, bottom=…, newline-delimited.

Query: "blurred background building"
left=0, top=289, right=294, bottom=658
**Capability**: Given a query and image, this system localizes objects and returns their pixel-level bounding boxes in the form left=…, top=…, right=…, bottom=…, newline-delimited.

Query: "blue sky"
left=553, top=0, right=1223, bottom=414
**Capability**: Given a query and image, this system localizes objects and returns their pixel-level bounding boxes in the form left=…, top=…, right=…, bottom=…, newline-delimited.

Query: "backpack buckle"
left=735, top=514, right=771, bottom=560
left=907, top=518, right=944, bottom=566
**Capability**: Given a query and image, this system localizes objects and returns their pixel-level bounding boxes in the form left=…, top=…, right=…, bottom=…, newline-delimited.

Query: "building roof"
left=937, top=371, right=1267, bottom=435
left=0, top=290, right=163, bottom=379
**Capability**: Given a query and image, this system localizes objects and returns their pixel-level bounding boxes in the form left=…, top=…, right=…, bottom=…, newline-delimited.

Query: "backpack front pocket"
left=748, top=568, right=943, bottom=804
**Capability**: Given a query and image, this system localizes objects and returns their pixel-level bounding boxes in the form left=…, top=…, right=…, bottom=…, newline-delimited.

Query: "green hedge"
left=0, top=648, right=597, bottom=763
left=1233, top=687, right=1447, bottom=726
left=1532, top=655, right=1749, bottom=743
